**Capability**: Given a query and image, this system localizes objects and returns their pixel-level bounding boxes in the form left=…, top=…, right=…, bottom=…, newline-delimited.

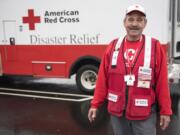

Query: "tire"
left=76, top=65, right=98, bottom=94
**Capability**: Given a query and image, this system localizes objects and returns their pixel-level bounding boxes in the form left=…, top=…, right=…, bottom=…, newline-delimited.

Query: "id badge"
left=137, top=80, right=150, bottom=88
left=138, top=66, right=152, bottom=80
left=111, top=51, right=118, bottom=66
left=127, top=79, right=134, bottom=86
left=124, top=75, right=135, bottom=86
left=138, top=66, right=152, bottom=75
left=135, top=99, right=148, bottom=106
left=108, top=93, right=118, bottom=102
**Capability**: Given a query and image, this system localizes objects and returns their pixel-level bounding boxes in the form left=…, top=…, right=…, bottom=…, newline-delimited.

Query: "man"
left=88, top=4, right=172, bottom=135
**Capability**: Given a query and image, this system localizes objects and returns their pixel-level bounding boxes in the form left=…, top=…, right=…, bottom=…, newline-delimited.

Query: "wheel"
left=76, top=65, right=98, bottom=94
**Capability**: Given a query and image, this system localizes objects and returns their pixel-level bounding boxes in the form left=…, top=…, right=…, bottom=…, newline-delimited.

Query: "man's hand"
left=160, top=115, right=171, bottom=130
left=88, top=108, right=97, bottom=123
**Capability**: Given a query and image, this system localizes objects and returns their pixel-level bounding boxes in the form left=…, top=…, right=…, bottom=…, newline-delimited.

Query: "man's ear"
left=123, top=18, right=126, bottom=26
left=144, top=18, right=147, bottom=27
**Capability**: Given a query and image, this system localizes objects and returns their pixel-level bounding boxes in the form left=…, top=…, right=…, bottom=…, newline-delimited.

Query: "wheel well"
left=69, top=56, right=101, bottom=77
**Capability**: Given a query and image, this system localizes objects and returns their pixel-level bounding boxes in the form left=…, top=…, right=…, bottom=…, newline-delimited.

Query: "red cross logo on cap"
left=22, top=9, right=41, bottom=30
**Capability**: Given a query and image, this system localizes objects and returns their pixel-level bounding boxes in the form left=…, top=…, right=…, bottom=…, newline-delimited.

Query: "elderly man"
left=88, top=4, right=172, bottom=135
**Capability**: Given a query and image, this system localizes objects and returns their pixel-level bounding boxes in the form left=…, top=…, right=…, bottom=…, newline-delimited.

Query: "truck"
left=0, top=0, right=180, bottom=94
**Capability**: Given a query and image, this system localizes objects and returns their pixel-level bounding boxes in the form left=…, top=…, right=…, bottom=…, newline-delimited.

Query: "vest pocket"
left=127, top=95, right=152, bottom=118
left=108, top=69, right=124, bottom=91
left=107, top=90, right=124, bottom=116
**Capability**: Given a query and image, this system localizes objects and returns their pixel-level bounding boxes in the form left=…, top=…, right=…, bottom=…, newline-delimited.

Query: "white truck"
left=0, top=0, right=180, bottom=93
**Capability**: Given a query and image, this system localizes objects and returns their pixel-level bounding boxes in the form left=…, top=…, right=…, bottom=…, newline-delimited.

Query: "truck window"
left=178, top=0, right=180, bottom=24
left=169, top=0, right=172, bottom=22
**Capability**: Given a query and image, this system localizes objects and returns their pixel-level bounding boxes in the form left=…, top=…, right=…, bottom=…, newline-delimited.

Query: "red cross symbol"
left=22, top=9, right=41, bottom=30
left=128, top=50, right=135, bottom=61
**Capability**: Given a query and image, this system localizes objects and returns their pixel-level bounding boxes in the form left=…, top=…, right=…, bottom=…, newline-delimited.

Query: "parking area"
left=0, top=77, right=179, bottom=135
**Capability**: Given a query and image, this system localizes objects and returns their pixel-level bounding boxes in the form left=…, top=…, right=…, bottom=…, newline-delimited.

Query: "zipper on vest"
left=125, top=85, right=129, bottom=109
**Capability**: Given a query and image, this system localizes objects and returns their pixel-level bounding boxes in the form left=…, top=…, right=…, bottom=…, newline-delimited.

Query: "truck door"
left=2, top=20, right=16, bottom=45
left=170, top=0, right=180, bottom=60
left=174, top=0, right=180, bottom=58
left=2, top=20, right=17, bottom=61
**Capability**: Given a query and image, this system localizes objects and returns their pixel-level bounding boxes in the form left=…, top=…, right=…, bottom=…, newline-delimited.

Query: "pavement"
left=0, top=76, right=179, bottom=135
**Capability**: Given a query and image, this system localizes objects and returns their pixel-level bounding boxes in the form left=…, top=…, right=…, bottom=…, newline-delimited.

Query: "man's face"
left=124, top=11, right=147, bottom=40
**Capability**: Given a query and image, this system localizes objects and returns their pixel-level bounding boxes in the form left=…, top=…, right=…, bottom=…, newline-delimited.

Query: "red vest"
left=107, top=35, right=157, bottom=120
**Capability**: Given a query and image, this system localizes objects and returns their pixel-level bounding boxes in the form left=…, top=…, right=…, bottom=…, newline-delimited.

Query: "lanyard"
left=122, top=37, right=144, bottom=75
left=124, top=37, right=143, bottom=74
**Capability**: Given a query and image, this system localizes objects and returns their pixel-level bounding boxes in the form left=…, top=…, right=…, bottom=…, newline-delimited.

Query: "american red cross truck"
left=0, top=0, right=180, bottom=94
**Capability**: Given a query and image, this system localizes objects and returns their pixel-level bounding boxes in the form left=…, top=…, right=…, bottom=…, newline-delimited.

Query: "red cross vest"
left=107, top=35, right=157, bottom=120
